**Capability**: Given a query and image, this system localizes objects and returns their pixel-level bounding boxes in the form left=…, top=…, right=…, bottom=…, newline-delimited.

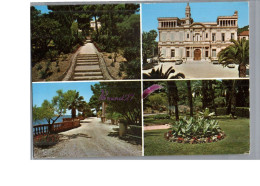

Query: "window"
left=186, top=51, right=190, bottom=57
left=212, top=33, right=216, bottom=41
left=222, top=33, right=225, bottom=42
left=187, top=33, right=189, bottom=38
left=206, top=33, right=208, bottom=38
left=212, top=49, right=216, bottom=57
left=231, top=33, right=235, bottom=39
left=171, top=49, right=175, bottom=57
left=205, top=51, right=209, bottom=57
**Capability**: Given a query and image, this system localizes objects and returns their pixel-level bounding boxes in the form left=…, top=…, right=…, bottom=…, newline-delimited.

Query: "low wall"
left=33, top=119, right=80, bottom=136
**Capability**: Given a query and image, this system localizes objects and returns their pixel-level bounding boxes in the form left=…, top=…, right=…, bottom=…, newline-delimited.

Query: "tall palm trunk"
left=187, top=80, right=193, bottom=117
left=167, top=81, right=179, bottom=121
left=238, top=64, right=247, bottom=77
left=71, top=107, right=76, bottom=119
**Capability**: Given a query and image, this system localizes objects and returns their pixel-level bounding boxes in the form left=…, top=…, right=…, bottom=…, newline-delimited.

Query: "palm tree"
left=143, top=65, right=185, bottom=79
left=65, top=91, right=85, bottom=119
left=218, top=38, right=249, bottom=77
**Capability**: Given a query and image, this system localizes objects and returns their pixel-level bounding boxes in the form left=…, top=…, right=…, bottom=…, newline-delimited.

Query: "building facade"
left=158, top=3, right=238, bottom=61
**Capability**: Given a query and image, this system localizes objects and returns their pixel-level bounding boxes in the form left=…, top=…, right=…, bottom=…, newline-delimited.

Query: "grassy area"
left=144, top=118, right=249, bottom=156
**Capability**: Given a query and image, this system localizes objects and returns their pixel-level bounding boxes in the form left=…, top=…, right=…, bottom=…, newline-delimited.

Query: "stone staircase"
left=72, top=54, right=104, bottom=81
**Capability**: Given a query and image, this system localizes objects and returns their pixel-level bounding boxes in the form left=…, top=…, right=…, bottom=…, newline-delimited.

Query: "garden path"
left=33, top=117, right=141, bottom=159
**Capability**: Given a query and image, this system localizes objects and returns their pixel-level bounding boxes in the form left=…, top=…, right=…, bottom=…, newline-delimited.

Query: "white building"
left=90, top=20, right=101, bottom=31
left=158, top=3, right=238, bottom=61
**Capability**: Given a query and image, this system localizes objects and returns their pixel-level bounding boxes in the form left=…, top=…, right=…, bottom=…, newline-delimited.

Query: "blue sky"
left=32, top=82, right=98, bottom=115
left=34, top=5, right=51, bottom=14
left=142, top=2, right=249, bottom=40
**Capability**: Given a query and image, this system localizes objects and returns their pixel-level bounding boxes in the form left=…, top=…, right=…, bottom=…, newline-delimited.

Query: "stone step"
left=77, top=59, right=99, bottom=61
left=73, top=76, right=104, bottom=81
left=76, top=62, right=99, bottom=66
left=74, top=72, right=103, bottom=76
left=74, top=65, right=101, bottom=72
left=78, top=54, right=97, bottom=57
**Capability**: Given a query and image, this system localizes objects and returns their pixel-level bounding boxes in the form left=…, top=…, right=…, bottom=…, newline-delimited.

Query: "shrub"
left=39, top=69, right=48, bottom=79
left=46, top=50, right=58, bottom=62
left=33, top=134, right=59, bottom=148
left=171, top=117, right=223, bottom=138
left=118, top=71, right=122, bottom=77
left=36, top=64, right=43, bottom=71
left=153, top=114, right=170, bottom=120
left=108, top=55, right=112, bottom=59
left=111, top=62, right=115, bottom=67
left=129, top=125, right=142, bottom=136
left=236, top=107, right=249, bottom=118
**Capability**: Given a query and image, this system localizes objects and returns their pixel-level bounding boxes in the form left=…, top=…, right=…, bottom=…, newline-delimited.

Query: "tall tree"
left=186, top=80, right=193, bottom=117
left=64, top=90, right=84, bottom=119
left=167, top=81, right=179, bottom=120
left=142, top=30, right=158, bottom=64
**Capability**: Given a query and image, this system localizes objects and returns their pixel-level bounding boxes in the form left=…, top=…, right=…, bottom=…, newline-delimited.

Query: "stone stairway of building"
left=72, top=54, right=104, bottom=81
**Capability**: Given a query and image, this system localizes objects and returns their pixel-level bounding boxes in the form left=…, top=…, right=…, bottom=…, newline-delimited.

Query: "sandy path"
left=33, top=117, right=142, bottom=159
left=143, top=61, right=240, bottom=79
left=144, top=125, right=171, bottom=131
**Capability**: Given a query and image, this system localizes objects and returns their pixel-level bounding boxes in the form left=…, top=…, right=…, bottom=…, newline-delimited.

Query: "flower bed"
left=164, top=117, right=225, bottom=144
left=33, top=134, right=59, bottom=148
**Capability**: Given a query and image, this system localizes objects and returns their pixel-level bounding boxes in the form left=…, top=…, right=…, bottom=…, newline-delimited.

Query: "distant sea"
left=33, top=115, right=71, bottom=126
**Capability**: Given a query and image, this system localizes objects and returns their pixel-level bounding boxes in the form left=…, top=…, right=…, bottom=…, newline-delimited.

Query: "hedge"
left=216, top=107, right=249, bottom=118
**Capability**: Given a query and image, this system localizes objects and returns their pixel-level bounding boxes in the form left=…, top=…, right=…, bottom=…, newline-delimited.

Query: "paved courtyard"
left=143, top=61, right=242, bottom=79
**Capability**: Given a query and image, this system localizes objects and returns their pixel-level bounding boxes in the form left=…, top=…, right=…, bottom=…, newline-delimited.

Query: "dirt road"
left=33, top=117, right=142, bottom=159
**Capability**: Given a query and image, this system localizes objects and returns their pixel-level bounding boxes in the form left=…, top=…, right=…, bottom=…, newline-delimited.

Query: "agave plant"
left=171, top=117, right=222, bottom=138
left=143, top=65, right=185, bottom=79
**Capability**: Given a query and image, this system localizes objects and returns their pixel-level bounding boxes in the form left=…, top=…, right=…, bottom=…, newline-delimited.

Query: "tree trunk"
left=238, top=64, right=247, bottom=77
left=187, top=80, right=193, bottom=117
left=167, top=81, right=179, bottom=120
left=71, top=108, right=76, bottom=119
left=230, top=80, right=237, bottom=118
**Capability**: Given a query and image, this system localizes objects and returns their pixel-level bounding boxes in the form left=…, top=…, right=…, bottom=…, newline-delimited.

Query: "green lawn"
left=144, top=118, right=250, bottom=156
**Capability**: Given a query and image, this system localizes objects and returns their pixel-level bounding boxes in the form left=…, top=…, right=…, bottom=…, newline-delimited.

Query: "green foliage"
left=98, top=81, right=141, bottom=125
left=143, top=65, right=185, bottom=79
left=46, top=49, right=59, bottom=62
left=218, top=39, right=249, bottom=77
left=129, top=125, right=142, bottom=136
left=142, top=29, right=158, bottom=63
left=36, top=64, right=43, bottom=71
left=123, top=60, right=141, bottom=79
left=172, top=117, right=222, bottom=138
left=148, top=93, right=167, bottom=110
left=153, top=114, right=170, bottom=120
left=197, top=108, right=215, bottom=119
left=238, top=25, right=249, bottom=35
left=89, top=84, right=102, bottom=113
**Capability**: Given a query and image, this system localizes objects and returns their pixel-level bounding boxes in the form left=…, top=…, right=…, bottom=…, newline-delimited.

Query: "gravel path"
left=143, top=61, right=240, bottom=79
left=33, top=117, right=142, bottom=159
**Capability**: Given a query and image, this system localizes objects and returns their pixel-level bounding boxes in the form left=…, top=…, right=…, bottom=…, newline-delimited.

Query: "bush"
left=236, top=107, right=249, bottom=118
left=46, top=50, right=58, bottom=62
left=153, top=114, right=170, bottom=120
left=166, top=117, right=225, bottom=144
left=36, top=63, right=43, bottom=71
left=39, top=69, right=48, bottom=79
left=216, top=107, right=249, bottom=118
left=216, top=108, right=227, bottom=115
left=108, top=55, right=112, bottom=59
left=111, top=62, right=115, bottom=67
left=119, top=63, right=125, bottom=71
left=129, top=125, right=142, bottom=136
left=33, top=134, right=59, bottom=148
